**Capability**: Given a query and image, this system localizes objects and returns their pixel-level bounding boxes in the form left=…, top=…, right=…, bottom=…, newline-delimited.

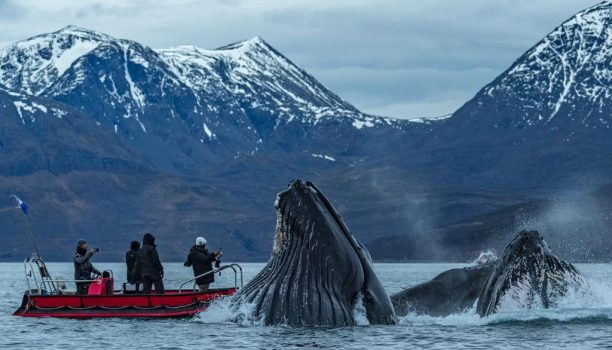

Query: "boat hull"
left=13, top=288, right=236, bottom=318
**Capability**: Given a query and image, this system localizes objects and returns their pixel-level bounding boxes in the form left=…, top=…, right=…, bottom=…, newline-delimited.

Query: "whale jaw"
left=476, top=230, right=587, bottom=317
left=238, top=180, right=397, bottom=326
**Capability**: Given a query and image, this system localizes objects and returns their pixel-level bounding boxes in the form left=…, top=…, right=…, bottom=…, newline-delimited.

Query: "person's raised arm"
left=92, top=266, right=101, bottom=276
left=73, top=251, right=93, bottom=264
left=190, top=248, right=213, bottom=263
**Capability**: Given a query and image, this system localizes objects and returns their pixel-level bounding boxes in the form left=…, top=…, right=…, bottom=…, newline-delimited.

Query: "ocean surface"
left=1, top=262, right=611, bottom=349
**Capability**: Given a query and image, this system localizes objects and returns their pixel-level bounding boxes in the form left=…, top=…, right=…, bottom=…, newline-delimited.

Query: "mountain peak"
left=48, top=25, right=113, bottom=42
left=158, top=33, right=361, bottom=122
left=0, top=26, right=115, bottom=95
left=56, top=24, right=94, bottom=34
left=215, top=36, right=273, bottom=52
left=161, top=36, right=275, bottom=60
left=465, top=0, right=611, bottom=129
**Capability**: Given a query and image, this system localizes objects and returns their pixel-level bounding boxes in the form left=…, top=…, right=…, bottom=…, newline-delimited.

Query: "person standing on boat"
left=73, top=239, right=101, bottom=295
left=133, top=233, right=165, bottom=294
left=184, top=236, right=221, bottom=292
left=125, top=240, right=141, bottom=284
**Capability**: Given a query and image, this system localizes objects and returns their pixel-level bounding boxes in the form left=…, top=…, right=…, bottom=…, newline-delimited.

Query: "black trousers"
left=142, top=275, right=165, bottom=294
left=76, top=281, right=90, bottom=295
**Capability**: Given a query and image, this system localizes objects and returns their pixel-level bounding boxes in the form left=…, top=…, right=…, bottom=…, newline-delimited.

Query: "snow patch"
left=51, top=108, right=67, bottom=119
left=409, top=114, right=453, bottom=124
left=31, top=102, right=47, bottom=113
left=352, top=120, right=374, bottom=129
left=203, top=123, right=215, bottom=139
left=121, top=44, right=146, bottom=109
left=53, top=40, right=99, bottom=76
left=311, top=154, right=335, bottom=161
left=13, top=101, right=32, bottom=124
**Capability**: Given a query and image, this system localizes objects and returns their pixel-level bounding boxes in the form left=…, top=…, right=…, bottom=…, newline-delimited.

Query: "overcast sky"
left=0, top=0, right=597, bottom=119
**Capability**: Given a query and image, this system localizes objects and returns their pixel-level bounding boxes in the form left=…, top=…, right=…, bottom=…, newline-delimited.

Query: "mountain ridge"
left=1, top=1, right=611, bottom=262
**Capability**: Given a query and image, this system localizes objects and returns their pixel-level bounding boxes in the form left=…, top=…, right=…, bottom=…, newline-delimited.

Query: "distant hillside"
left=1, top=1, right=611, bottom=262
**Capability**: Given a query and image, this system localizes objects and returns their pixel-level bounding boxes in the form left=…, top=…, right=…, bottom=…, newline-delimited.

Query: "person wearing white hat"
left=184, top=236, right=221, bottom=292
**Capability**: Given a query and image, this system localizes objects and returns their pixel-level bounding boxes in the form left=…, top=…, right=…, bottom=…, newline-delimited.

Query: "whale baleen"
left=476, top=230, right=587, bottom=316
left=234, top=179, right=397, bottom=326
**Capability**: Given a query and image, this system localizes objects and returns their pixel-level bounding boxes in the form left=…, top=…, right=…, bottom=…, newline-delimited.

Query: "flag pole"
left=11, top=195, right=57, bottom=293
left=10, top=195, right=41, bottom=258
left=21, top=210, right=42, bottom=259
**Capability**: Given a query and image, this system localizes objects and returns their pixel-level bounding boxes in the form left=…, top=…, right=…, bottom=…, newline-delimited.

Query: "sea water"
left=1, top=262, right=611, bottom=349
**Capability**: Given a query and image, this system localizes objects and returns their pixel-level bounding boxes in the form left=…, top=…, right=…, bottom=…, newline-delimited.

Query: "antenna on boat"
left=10, top=195, right=42, bottom=259
left=10, top=195, right=57, bottom=293
left=215, top=239, right=222, bottom=275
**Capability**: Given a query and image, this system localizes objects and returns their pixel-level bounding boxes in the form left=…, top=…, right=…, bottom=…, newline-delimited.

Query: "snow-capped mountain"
left=160, top=37, right=359, bottom=122
left=0, top=26, right=417, bottom=174
left=402, top=0, right=612, bottom=192
left=456, top=0, right=611, bottom=129
left=0, top=26, right=196, bottom=139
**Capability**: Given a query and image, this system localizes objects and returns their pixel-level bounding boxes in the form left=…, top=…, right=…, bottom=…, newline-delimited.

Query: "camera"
left=93, top=248, right=100, bottom=253
left=214, top=255, right=221, bottom=268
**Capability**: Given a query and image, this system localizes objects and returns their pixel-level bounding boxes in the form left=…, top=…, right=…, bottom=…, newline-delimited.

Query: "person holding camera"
left=73, top=239, right=101, bottom=295
left=184, top=236, right=221, bottom=292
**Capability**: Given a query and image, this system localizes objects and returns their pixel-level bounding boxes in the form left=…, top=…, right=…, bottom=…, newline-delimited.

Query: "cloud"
left=311, top=66, right=500, bottom=118
left=0, top=0, right=597, bottom=118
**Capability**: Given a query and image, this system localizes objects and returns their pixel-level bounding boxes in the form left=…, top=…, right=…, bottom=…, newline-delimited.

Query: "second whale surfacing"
left=476, top=230, right=588, bottom=317
left=391, top=230, right=589, bottom=318
left=233, top=179, right=397, bottom=326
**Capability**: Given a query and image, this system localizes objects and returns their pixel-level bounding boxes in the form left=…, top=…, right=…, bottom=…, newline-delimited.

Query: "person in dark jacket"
left=125, top=240, right=141, bottom=284
left=73, top=239, right=101, bottom=295
left=184, top=236, right=221, bottom=292
left=132, top=233, right=164, bottom=294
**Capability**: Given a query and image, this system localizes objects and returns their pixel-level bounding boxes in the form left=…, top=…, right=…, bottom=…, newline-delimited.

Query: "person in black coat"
left=125, top=240, right=141, bottom=284
left=73, top=239, right=101, bottom=295
left=133, top=233, right=164, bottom=294
left=184, top=236, right=221, bottom=292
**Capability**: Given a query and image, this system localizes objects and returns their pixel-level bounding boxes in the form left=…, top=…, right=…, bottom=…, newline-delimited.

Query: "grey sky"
left=0, top=0, right=597, bottom=119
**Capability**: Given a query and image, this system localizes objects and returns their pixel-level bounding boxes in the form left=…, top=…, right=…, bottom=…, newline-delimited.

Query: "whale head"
left=476, top=230, right=587, bottom=316
left=238, top=179, right=397, bottom=326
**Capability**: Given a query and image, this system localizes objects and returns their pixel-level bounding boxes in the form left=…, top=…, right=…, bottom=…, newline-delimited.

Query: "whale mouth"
left=476, top=230, right=587, bottom=316
left=239, top=179, right=396, bottom=326
left=273, top=180, right=369, bottom=261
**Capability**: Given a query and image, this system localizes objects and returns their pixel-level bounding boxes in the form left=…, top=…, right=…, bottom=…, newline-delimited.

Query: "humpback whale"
left=234, top=180, right=397, bottom=326
left=391, top=263, right=495, bottom=317
left=476, top=230, right=587, bottom=317
left=392, top=230, right=587, bottom=317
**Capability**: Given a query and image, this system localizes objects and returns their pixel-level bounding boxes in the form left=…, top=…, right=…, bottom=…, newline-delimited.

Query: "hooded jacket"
left=133, top=233, right=163, bottom=279
left=184, top=245, right=216, bottom=285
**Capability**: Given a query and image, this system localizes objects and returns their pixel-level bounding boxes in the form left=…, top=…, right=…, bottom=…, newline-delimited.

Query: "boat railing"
left=178, top=263, right=243, bottom=293
left=23, top=256, right=110, bottom=295
left=23, top=256, right=60, bottom=295
left=44, top=279, right=102, bottom=284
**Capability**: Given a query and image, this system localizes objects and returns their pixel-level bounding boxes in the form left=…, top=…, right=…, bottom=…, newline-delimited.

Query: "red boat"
left=13, top=256, right=243, bottom=318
